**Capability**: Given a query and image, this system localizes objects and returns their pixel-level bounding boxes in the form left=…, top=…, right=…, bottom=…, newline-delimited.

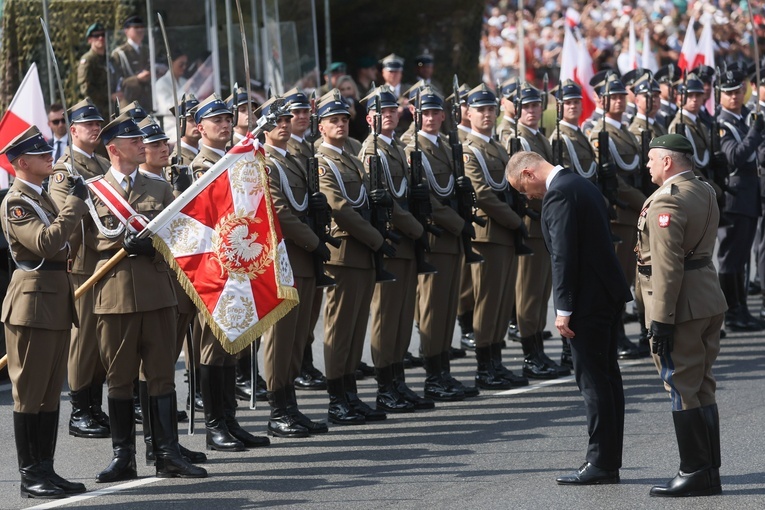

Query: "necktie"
left=123, top=176, right=132, bottom=197
left=54, top=141, right=62, bottom=162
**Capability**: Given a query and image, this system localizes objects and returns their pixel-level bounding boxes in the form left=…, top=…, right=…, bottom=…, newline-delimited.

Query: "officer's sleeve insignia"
left=80, top=58, right=87, bottom=64
left=318, top=166, right=327, bottom=177
left=194, top=170, right=205, bottom=180
left=658, top=213, right=671, bottom=228
left=9, top=206, right=27, bottom=220
left=53, top=172, right=66, bottom=184
left=463, top=154, right=471, bottom=164
left=719, top=128, right=726, bottom=138
left=592, top=138, right=599, bottom=149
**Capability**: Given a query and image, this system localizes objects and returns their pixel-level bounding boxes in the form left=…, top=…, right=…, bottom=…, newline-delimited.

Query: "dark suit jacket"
left=541, top=168, right=632, bottom=318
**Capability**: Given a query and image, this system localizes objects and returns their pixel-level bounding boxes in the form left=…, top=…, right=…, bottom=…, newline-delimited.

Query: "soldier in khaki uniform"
left=359, top=86, right=428, bottom=413
left=628, top=75, right=668, bottom=141
left=637, top=134, right=726, bottom=497
left=317, top=90, right=394, bottom=424
left=188, top=94, right=270, bottom=451
left=1, top=127, right=90, bottom=499
left=512, top=83, right=568, bottom=380
left=589, top=74, right=646, bottom=359
left=77, top=23, right=111, bottom=119
left=92, top=113, right=206, bottom=482
left=260, top=96, right=329, bottom=437
left=169, top=95, right=201, bottom=165
left=462, top=84, right=527, bottom=389
left=110, top=16, right=152, bottom=109
left=405, top=86, right=478, bottom=401
left=497, top=78, right=518, bottom=148
left=284, top=88, right=329, bottom=391
left=48, top=99, right=110, bottom=440
left=226, top=87, right=259, bottom=146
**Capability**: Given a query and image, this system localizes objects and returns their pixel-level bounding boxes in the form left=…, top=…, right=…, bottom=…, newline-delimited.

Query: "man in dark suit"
left=507, top=151, right=632, bottom=485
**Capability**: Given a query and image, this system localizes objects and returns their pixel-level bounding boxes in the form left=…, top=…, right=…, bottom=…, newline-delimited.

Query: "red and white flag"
left=565, top=7, right=581, bottom=28
left=560, top=25, right=596, bottom=124
left=628, top=22, right=639, bottom=71
left=0, top=63, right=52, bottom=187
left=695, top=20, right=716, bottom=112
left=678, top=17, right=698, bottom=71
left=146, top=134, right=298, bottom=354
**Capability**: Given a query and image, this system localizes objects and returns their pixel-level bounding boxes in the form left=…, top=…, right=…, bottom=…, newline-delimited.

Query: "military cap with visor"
left=517, top=82, right=542, bottom=104
left=99, top=112, right=145, bottom=145
left=380, top=53, right=404, bottom=71
left=119, top=101, right=148, bottom=122
left=631, top=75, right=661, bottom=95
left=417, top=86, right=444, bottom=110
left=69, top=98, right=104, bottom=123
left=169, top=94, right=200, bottom=118
left=191, top=94, right=233, bottom=124
left=138, top=116, right=169, bottom=143
left=283, top=88, right=310, bottom=110
left=225, top=87, right=260, bottom=110
left=317, top=89, right=351, bottom=118
left=362, top=86, right=399, bottom=112
left=122, top=15, right=144, bottom=28
left=550, top=79, right=582, bottom=101
left=0, top=126, right=54, bottom=162
left=467, top=84, right=497, bottom=107
left=255, top=95, right=294, bottom=118
left=674, top=73, right=705, bottom=95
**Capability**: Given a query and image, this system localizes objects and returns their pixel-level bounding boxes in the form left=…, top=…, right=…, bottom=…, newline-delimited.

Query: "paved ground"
left=0, top=297, right=764, bottom=510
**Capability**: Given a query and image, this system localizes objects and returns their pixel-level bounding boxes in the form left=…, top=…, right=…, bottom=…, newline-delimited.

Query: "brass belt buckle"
left=66, top=259, right=73, bottom=273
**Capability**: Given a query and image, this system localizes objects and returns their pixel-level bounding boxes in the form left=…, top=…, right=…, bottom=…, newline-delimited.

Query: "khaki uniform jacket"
left=287, top=136, right=313, bottom=164
left=170, top=143, right=199, bottom=167
left=1, top=180, right=88, bottom=329
left=77, top=49, right=110, bottom=118
left=49, top=150, right=110, bottom=275
left=404, top=134, right=464, bottom=254
left=462, top=132, right=522, bottom=246
left=496, top=117, right=516, bottom=149
left=111, top=42, right=151, bottom=108
left=189, top=145, right=223, bottom=179
left=517, top=124, right=553, bottom=238
left=549, top=122, right=597, bottom=181
left=668, top=112, right=721, bottom=194
left=92, top=171, right=177, bottom=314
left=590, top=119, right=646, bottom=226
left=628, top=115, right=668, bottom=140
left=457, top=125, right=471, bottom=143
left=359, top=134, right=424, bottom=259
left=317, top=144, right=384, bottom=269
left=637, top=172, right=727, bottom=324
left=265, top=145, right=320, bottom=278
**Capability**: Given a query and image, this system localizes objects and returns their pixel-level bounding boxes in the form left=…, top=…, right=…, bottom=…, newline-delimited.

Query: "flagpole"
left=748, top=0, right=761, bottom=114
left=518, top=0, right=525, bottom=81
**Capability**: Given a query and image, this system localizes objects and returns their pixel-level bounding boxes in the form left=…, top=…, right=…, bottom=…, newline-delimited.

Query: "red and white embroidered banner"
left=145, top=134, right=298, bottom=354
left=86, top=177, right=150, bottom=233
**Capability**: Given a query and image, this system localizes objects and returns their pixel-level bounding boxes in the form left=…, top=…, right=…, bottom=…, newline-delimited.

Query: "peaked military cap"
left=191, top=94, right=232, bottom=124
left=284, top=88, right=310, bottom=110
left=99, top=112, right=144, bottom=145
left=551, top=79, right=582, bottom=101
left=119, top=101, right=148, bottom=122
left=123, top=15, right=144, bottom=28
left=363, top=86, right=399, bottom=111
left=0, top=126, right=53, bottom=162
left=622, top=68, right=649, bottom=87
left=675, top=73, right=705, bottom=95
left=416, top=51, right=434, bottom=66
left=649, top=133, right=694, bottom=154
left=69, top=98, right=104, bottom=123
left=138, top=116, right=169, bottom=143
left=317, top=89, right=350, bottom=118
left=500, top=77, right=519, bottom=99
left=445, top=83, right=470, bottom=104
left=719, top=69, right=745, bottom=91
left=380, top=53, right=404, bottom=71
left=169, top=94, right=200, bottom=118
left=401, top=80, right=427, bottom=101
left=632, top=74, right=661, bottom=95
left=255, top=95, right=293, bottom=118
left=467, top=84, right=497, bottom=107
left=689, top=65, right=715, bottom=83
left=517, top=82, right=542, bottom=104
left=225, top=87, right=259, bottom=109
left=416, top=86, right=444, bottom=110
left=601, top=74, right=628, bottom=96
left=654, top=64, right=678, bottom=84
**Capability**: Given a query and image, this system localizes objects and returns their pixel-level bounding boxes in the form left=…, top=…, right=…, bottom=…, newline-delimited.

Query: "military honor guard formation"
left=1, top=12, right=757, bottom=503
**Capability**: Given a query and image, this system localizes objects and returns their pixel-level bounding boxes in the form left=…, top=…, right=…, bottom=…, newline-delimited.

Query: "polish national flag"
left=628, top=22, right=639, bottom=70
left=559, top=26, right=596, bottom=124
left=0, top=63, right=52, bottom=187
left=678, top=17, right=698, bottom=71
left=694, top=20, right=716, bottom=112
left=565, top=7, right=581, bottom=28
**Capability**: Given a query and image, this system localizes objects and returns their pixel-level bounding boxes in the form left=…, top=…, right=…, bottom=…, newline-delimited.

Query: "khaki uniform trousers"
left=263, top=274, right=316, bottom=391
left=418, top=251, right=461, bottom=357
left=472, top=243, right=517, bottom=348
left=652, top=313, right=723, bottom=411
left=98, top=307, right=177, bottom=399
left=371, top=257, right=417, bottom=368
left=6, top=325, right=69, bottom=413
left=199, top=311, right=238, bottom=367
left=457, top=262, right=474, bottom=316
left=515, top=237, right=553, bottom=337
left=69, top=273, right=107, bottom=392
left=323, top=265, right=375, bottom=380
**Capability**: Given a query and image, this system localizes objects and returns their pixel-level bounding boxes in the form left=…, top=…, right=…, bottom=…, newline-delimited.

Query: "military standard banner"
left=146, top=133, right=298, bottom=354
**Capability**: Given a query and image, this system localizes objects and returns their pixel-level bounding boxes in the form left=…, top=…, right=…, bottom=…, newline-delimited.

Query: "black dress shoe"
left=617, top=335, right=641, bottom=360
left=542, top=330, right=553, bottom=340
left=649, top=468, right=721, bottom=497
left=556, top=462, right=620, bottom=485
left=522, top=355, right=559, bottom=379
left=460, top=332, right=477, bottom=350
left=506, top=322, right=521, bottom=342
left=294, top=367, right=328, bottom=391
left=357, top=361, right=375, bottom=377
left=404, top=352, right=424, bottom=368
left=449, top=347, right=467, bottom=359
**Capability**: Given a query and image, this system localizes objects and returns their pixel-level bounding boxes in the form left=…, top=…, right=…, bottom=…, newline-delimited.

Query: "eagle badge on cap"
left=658, top=213, right=671, bottom=228
left=53, top=172, right=66, bottom=184
left=9, top=206, right=27, bottom=220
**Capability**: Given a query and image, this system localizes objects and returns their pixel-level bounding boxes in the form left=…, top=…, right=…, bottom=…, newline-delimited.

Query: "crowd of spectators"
left=480, top=0, right=764, bottom=88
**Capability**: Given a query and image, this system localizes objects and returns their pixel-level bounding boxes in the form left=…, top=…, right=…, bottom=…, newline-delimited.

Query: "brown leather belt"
left=637, top=257, right=712, bottom=277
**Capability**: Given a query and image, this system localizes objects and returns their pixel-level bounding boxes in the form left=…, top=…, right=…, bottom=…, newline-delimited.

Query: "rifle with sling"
left=552, top=83, right=563, bottom=165
left=709, top=67, right=735, bottom=196
left=506, top=84, right=535, bottom=257
left=596, top=72, right=627, bottom=232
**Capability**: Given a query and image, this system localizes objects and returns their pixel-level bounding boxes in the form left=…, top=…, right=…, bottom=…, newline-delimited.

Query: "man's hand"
left=377, top=240, right=396, bottom=258
left=409, top=183, right=429, bottom=202
left=312, top=242, right=331, bottom=262
left=68, top=176, right=88, bottom=201
left=123, top=231, right=156, bottom=257
left=455, top=175, right=473, bottom=193
left=172, top=167, right=192, bottom=193
left=369, top=189, right=393, bottom=208
left=308, top=192, right=329, bottom=212
left=556, top=314, right=575, bottom=339
left=649, top=321, right=675, bottom=357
